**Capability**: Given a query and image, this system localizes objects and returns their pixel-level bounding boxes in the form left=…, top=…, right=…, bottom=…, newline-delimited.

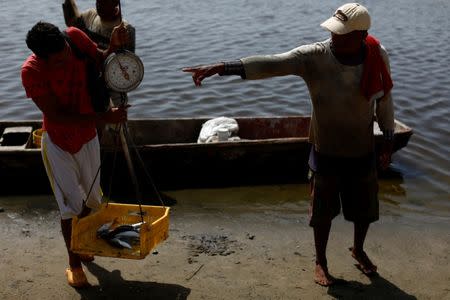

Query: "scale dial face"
left=104, top=50, right=144, bottom=93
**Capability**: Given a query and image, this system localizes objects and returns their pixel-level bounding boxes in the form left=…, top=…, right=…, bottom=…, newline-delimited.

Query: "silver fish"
left=108, top=237, right=132, bottom=249
left=113, top=231, right=140, bottom=246
left=97, top=221, right=114, bottom=238
left=114, top=230, right=140, bottom=240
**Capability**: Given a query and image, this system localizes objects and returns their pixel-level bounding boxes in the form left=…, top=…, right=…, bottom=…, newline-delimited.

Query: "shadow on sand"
left=75, top=262, right=190, bottom=300
left=328, top=272, right=417, bottom=300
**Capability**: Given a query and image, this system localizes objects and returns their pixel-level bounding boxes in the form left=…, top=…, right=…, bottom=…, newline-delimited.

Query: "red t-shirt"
left=21, top=27, right=99, bottom=154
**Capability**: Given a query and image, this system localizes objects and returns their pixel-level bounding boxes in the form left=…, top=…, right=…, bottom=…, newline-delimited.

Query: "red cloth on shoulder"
left=21, top=27, right=98, bottom=154
left=65, top=26, right=98, bottom=58
left=360, top=35, right=393, bottom=100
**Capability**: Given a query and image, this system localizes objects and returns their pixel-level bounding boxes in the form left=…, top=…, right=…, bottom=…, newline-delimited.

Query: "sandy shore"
left=1, top=185, right=449, bottom=300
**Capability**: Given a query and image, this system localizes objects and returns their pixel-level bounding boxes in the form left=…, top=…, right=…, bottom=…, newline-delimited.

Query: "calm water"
left=0, top=0, right=449, bottom=216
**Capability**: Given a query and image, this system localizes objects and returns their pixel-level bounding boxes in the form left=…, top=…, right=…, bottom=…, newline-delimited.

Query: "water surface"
left=0, top=0, right=448, bottom=217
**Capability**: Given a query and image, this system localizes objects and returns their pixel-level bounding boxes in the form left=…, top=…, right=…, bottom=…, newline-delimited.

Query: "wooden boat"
left=0, top=116, right=413, bottom=196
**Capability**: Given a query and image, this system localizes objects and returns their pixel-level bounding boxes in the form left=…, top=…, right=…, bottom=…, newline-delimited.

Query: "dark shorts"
left=309, top=169, right=379, bottom=226
left=308, top=147, right=380, bottom=226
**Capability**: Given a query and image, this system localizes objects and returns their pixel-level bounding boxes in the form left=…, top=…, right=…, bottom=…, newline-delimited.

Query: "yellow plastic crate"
left=71, top=202, right=170, bottom=259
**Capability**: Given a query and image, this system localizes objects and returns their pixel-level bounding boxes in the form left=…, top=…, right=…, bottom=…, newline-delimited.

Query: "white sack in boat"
left=197, top=117, right=240, bottom=143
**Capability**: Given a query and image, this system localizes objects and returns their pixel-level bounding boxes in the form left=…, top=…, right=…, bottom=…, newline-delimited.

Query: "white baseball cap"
left=320, top=3, right=371, bottom=35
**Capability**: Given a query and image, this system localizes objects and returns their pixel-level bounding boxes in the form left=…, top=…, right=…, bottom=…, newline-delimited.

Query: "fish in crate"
left=70, top=202, right=170, bottom=259
left=97, top=220, right=143, bottom=249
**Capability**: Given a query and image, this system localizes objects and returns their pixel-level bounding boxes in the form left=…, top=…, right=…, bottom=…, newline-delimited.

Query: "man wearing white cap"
left=183, top=3, right=394, bottom=286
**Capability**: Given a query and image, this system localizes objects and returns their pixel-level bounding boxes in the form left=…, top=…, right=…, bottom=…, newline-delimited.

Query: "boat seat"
left=0, top=126, right=33, bottom=149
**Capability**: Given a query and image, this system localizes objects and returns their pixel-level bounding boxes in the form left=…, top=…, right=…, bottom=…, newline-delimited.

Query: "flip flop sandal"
left=65, top=267, right=90, bottom=288
left=349, top=247, right=378, bottom=276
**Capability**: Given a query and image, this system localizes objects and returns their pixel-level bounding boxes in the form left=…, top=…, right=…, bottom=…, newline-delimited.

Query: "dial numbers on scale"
left=104, top=51, right=144, bottom=93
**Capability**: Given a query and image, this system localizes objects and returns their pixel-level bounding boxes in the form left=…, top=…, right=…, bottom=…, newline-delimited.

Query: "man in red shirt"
left=21, top=21, right=129, bottom=288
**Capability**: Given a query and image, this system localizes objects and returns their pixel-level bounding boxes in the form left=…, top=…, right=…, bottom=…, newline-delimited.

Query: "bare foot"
left=349, top=247, right=378, bottom=276
left=314, top=263, right=335, bottom=286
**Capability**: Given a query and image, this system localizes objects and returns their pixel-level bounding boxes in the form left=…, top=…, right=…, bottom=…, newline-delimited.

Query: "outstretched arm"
left=182, top=61, right=245, bottom=86
left=62, top=0, right=82, bottom=27
left=183, top=48, right=305, bottom=86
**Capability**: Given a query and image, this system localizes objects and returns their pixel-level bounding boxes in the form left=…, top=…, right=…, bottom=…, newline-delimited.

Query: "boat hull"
left=0, top=117, right=413, bottom=197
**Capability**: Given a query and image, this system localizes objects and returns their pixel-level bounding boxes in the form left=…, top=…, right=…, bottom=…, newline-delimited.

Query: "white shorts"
left=41, top=132, right=103, bottom=220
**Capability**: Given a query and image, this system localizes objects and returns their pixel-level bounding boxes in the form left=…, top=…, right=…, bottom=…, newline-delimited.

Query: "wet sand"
left=1, top=186, right=449, bottom=300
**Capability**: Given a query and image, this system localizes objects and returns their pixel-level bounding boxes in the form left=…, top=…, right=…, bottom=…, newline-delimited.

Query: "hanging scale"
left=104, top=50, right=144, bottom=93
